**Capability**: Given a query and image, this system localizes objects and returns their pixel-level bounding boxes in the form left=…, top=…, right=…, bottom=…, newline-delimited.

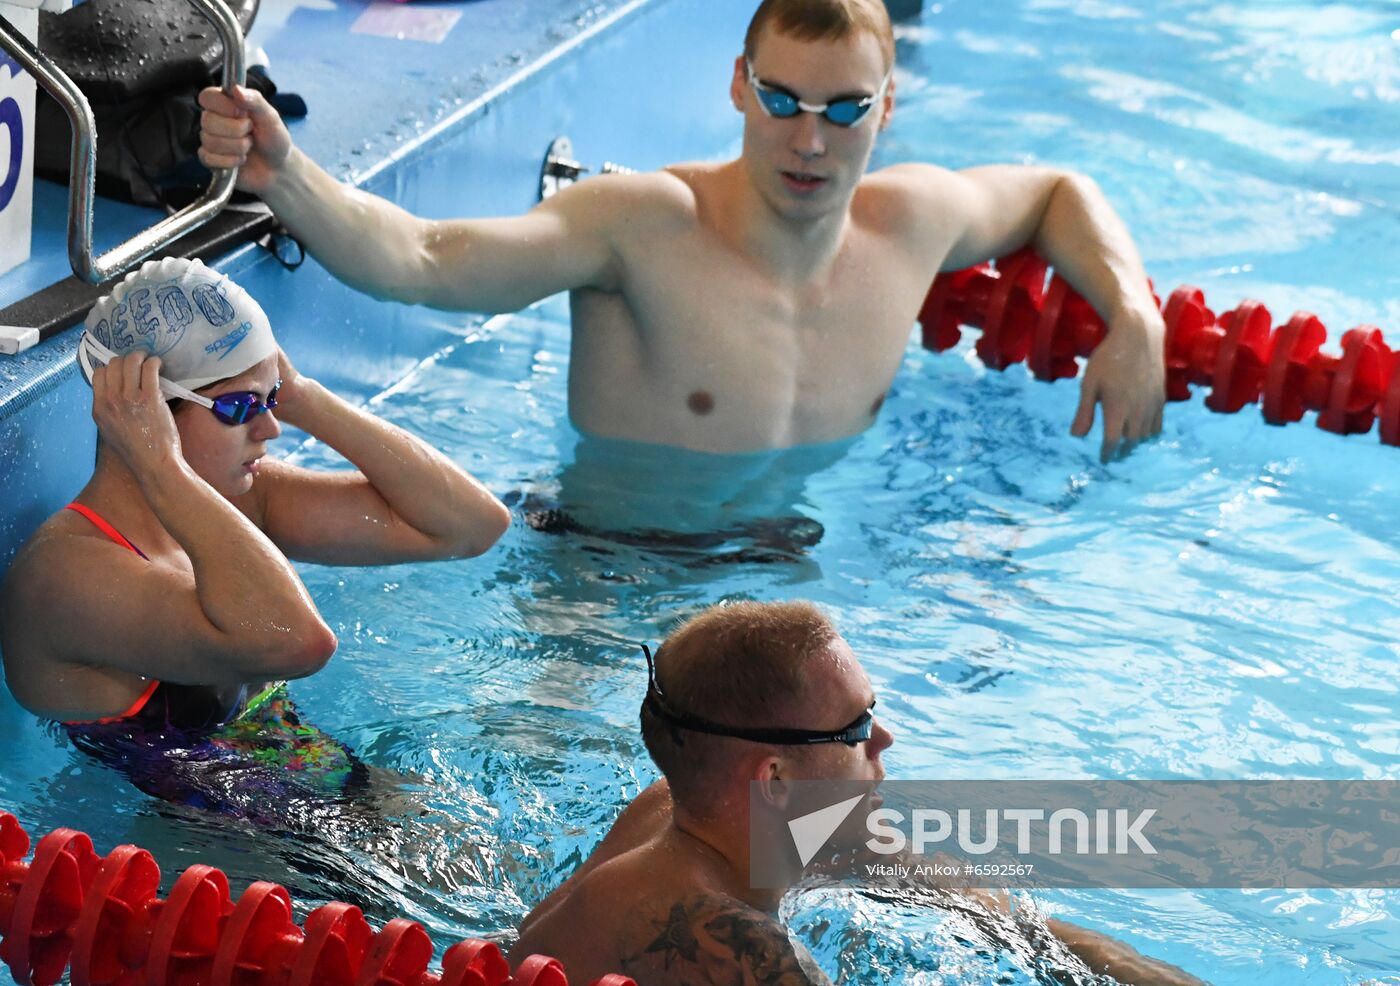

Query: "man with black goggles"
left=512, top=601, right=891, bottom=985
left=642, top=642, right=877, bottom=747
left=512, top=601, right=1202, bottom=986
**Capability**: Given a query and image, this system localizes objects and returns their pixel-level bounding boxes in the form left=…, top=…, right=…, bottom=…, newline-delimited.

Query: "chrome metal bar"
left=0, top=0, right=245, bottom=285
left=538, top=135, right=637, bottom=202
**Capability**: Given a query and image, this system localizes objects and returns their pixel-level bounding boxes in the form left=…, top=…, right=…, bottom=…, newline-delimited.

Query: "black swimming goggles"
left=746, top=60, right=890, bottom=128
left=642, top=644, right=876, bottom=747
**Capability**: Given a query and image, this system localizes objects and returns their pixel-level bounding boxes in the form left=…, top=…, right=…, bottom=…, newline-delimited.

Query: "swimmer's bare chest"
left=566, top=226, right=933, bottom=453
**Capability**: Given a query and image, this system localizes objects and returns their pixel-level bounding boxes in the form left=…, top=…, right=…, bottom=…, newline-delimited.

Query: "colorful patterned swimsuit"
left=60, top=503, right=367, bottom=816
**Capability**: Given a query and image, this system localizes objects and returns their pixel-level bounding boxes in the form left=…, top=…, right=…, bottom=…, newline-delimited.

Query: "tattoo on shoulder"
left=623, top=894, right=834, bottom=985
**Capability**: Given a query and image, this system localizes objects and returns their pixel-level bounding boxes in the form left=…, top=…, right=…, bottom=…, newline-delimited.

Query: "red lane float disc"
left=510, top=954, right=568, bottom=986
left=69, top=845, right=159, bottom=986
left=1379, top=359, right=1400, bottom=446
left=1, top=829, right=100, bottom=986
left=918, top=272, right=966, bottom=352
left=437, top=953, right=486, bottom=986
left=977, top=249, right=1046, bottom=370
left=0, top=814, right=32, bottom=937
left=1162, top=286, right=1211, bottom=402
left=1030, top=275, right=1084, bottom=382
left=209, top=882, right=303, bottom=986
left=1261, top=312, right=1326, bottom=424
left=1207, top=300, right=1272, bottom=413
left=354, top=919, right=433, bottom=986
left=955, top=263, right=1000, bottom=330
left=1319, top=326, right=1390, bottom=434
left=587, top=977, right=638, bottom=986
left=1064, top=292, right=1106, bottom=359
left=146, top=865, right=234, bottom=986
left=1029, top=275, right=1066, bottom=381
left=0, top=815, right=28, bottom=865
left=441, top=940, right=509, bottom=986
left=289, top=902, right=372, bottom=986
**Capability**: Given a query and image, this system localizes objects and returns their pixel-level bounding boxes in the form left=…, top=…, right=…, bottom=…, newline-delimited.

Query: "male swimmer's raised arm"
left=198, top=87, right=620, bottom=313
left=0, top=354, right=335, bottom=712
left=891, top=162, right=1165, bottom=462
left=619, top=894, right=834, bottom=986
left=244, top=350, right=511, bottom=565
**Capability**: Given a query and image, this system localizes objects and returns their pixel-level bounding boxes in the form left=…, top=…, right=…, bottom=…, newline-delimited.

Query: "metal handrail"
left=0, top=0, right=244, bottom=285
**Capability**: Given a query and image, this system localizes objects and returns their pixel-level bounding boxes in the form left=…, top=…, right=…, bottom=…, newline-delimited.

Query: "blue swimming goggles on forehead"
left=746, top=59, right=890, bottom=127
left=642, top=644, right=877, bottom=746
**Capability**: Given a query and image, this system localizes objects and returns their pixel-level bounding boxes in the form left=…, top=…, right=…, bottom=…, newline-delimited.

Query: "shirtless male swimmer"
left=198, top=0, right=1166, bottom=462
left=510, top=601, right=1203, bottom=985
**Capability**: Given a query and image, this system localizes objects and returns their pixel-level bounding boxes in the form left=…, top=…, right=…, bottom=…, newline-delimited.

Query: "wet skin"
left=198, top=26, right=1165, bottom=459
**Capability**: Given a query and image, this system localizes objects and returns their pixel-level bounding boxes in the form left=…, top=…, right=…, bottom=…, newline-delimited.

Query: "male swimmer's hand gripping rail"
left=197, top=86, right=620, bottom=314
left=247, top=350, right=511, bottom=565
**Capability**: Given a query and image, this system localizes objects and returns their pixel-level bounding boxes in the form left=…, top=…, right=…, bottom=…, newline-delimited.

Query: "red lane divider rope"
left=0, top=813, right=634, bottom=986
left=918, top=248, right=1400, bottom=445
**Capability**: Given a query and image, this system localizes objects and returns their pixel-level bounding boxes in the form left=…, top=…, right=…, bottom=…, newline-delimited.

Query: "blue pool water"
left=3, top=1, right=1400, bottom=984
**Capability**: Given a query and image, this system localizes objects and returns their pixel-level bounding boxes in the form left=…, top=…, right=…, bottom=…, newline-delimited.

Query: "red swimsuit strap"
left=62, top=502, right=159, bottom=723
left=64, top=502, right=147, bottom=558
left=79, top=680, right=162, bottom=726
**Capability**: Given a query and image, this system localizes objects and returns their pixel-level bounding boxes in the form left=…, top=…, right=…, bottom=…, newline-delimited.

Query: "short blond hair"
left=640, top=601, right=842, bottom=808
left=744, top=0, right=896, bottom=71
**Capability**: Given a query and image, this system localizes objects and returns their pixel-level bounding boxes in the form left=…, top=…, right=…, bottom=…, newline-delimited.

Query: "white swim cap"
left=76, top=257, right=277, bottom=398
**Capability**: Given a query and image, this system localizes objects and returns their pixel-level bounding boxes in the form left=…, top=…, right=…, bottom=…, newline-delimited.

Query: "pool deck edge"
left=0, top=0, right=672, bottom=422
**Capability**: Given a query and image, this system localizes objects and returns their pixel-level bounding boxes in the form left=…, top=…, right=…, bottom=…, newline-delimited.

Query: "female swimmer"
left=0, top=257, right=510, bottom=738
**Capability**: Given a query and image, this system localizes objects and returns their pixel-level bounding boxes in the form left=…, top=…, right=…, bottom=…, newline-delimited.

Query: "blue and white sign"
left=0, top=4, right=36, bottom=278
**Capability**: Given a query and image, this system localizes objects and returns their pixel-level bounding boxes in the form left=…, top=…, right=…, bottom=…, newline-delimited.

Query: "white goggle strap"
left=76, top=333, right=214, bottom=408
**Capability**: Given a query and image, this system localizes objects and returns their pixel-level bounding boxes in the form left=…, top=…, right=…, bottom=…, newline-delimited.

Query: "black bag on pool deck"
left=32, top=0, right=302, bottom=207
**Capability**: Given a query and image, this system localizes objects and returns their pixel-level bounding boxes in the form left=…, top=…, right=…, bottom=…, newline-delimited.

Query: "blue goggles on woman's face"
left=188, top=380, right=281, bottom=426
left=746, top=60, right=890, bottom=128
